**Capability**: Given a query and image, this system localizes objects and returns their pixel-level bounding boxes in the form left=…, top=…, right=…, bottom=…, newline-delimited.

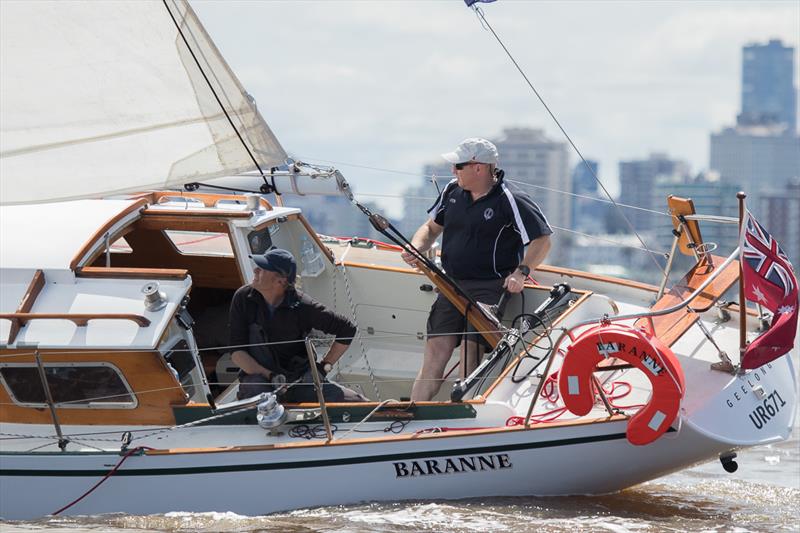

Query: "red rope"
left=507, top=368, right=644, bottom=427
left=51, top=446, right=153, bottom=516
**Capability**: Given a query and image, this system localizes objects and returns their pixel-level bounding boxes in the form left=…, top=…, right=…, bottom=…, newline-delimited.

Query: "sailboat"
left=0, top=0, right=796, bottom=521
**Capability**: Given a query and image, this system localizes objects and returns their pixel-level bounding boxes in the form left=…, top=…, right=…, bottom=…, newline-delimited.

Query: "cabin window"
left=0, top=363, right=136, bottom=408
left=247, top=226, right=274, bottom=255
left=164, top=230, right=234, bottom=257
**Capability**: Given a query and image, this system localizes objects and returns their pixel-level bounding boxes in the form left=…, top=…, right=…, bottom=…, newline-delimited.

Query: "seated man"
left=229, top=247, right=366, bottom=402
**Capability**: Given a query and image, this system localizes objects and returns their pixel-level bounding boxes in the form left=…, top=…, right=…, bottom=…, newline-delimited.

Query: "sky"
left=191, top=0, right=800, bottom=218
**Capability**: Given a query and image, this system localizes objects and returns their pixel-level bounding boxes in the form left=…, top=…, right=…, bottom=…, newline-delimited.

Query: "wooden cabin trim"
left=339, top=261, right=661, bottom=295
left=100, top=214, right=244, bottom=290
left=537, top=264, right=660, bottom=292
left=133, top=190, right=273, bottom=211
left=136, top=215, right=233, bottom=232
left=7, top=270, right=45, bottom=345
left=76, top=267, right=190, bottom=280
left=69, top=198, right=148, bottom=271
left=141, top=208, right=252, bottom=218
left=145, top=413, right=629, bottom=455
left=0, top=349, right=186, bottom=425
left=0, top=313, right=151, bottom=327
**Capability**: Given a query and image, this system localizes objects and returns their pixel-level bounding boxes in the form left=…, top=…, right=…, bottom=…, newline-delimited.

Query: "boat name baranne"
left=393, top=453, right=512, bottom=478
left=725, top=362, right=773, bottom=408
left=595, top=342, right=663, bottom=375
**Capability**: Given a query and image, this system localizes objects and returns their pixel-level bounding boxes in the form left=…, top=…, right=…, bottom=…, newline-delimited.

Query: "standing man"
left=402, top=138, right=552, bottom=401
left=229, top=248, right=366, bottom=402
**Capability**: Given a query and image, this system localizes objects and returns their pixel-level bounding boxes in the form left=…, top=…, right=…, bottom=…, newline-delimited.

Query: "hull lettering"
left=393, top=453, right=513, bottom=478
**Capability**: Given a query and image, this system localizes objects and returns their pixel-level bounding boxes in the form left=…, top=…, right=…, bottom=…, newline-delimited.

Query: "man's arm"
left=503, top=234, right=551, bottom=293
left=401, top=218, right=444, bottom=267
left=231, top=350, right=272, bottom=379
left=320, top=341, right=349, bottom=366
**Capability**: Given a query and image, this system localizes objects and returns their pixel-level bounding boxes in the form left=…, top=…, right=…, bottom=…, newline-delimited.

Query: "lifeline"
left=393, top=453, right=512, bottom=477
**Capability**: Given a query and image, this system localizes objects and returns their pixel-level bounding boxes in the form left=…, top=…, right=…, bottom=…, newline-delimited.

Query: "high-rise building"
left=709, top=124, right=799, bottom=197
left=570, top=159, right=606, bottom=233
left=618, top=153, right=690, bottom=232
left=759, top=178, right=800, bottom=269
left=493, top=128, right=570, bottom=263
left=739, top=39, right=797, bottom=132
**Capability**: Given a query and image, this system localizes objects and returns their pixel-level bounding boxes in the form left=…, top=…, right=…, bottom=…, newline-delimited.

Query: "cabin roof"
left=0, top=199, right=141, bottom=270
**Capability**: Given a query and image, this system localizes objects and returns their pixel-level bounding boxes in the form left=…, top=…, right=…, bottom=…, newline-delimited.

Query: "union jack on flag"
left=741, top=212, right=796, bottom=307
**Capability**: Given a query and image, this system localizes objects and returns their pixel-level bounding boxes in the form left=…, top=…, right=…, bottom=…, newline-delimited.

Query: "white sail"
left=0, top=0, right=286, bottom=205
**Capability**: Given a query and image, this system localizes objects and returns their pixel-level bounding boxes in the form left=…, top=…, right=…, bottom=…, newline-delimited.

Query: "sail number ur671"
left=748, top=390, right=787, bottom=430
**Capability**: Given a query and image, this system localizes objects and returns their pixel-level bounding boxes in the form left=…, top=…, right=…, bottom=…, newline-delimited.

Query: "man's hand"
left=503, top=270, right=527, bottom=294
left=401, top=246, right=421, bottom=268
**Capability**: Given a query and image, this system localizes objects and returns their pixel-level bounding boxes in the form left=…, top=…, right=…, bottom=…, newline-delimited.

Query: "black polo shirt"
left=229, top=286, right=356, bottom=377
left=428, top=174, right=552, bottom=280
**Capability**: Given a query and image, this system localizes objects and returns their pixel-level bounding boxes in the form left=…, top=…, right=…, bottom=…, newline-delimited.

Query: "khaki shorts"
left=426, top=278, right=505, bottom=347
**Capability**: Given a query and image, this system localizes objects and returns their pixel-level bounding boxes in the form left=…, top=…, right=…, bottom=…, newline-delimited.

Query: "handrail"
left=0, top=313, right=151, bottom=327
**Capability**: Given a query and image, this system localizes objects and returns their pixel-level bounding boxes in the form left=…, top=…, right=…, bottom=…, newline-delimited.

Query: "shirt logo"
left=449, top=198, right=457, bottom=204
left=484, top=208, right=494, bottom=220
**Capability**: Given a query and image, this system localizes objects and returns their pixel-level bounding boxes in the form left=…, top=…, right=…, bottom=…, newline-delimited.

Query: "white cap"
left=441, top=138, right=499, bottom=165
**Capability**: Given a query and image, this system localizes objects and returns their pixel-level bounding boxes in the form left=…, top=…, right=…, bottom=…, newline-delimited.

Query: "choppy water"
left=3, top=422, right=798, bottom=533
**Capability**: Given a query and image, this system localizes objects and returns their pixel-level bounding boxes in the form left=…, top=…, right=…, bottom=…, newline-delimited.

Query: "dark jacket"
left=229, top=285, right=356, bottom=379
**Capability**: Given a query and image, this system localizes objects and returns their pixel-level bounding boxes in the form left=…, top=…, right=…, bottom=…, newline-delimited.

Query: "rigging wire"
left=469, top=5, right=667, bottom=277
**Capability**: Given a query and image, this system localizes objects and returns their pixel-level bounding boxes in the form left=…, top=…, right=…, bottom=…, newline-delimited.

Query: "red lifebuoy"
left=557, top=323, right=685, bottom=445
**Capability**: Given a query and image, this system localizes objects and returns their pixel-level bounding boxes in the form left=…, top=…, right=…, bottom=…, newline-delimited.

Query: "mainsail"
left=0, top=0, right=286, bottom=205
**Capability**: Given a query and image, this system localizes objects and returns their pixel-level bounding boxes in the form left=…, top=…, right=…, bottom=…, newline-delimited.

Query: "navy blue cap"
left=251, top=248, right=297, bottom=284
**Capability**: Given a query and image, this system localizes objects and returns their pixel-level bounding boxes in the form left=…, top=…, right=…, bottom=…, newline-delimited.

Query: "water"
left=3, top=422, right=798, bottom=533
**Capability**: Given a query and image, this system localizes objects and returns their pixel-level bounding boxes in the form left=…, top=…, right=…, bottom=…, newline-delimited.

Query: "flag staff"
left=737, top=191, right=747, bottom=362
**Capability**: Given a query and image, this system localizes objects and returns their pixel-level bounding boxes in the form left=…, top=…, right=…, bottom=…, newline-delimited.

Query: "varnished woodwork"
left=636, top=254, right=740, bottom=346
left=76, top=267, right=189, bottom=280
left=7, top=270, right=45, bottom=345
left=69, top=198, right=148, bottom=270
left=668, top=195, right=704, bottom=257
left=0, top=349, right=187, bottom=425
left=537, top=264, right=659, bottom=292
left=98, top=218, right=244, bottom=290
left=145, top=413, right=629, bottom=455
left=142, top=209, right=251, bottom=218
left=0, top=313, right=150, bottom=327
left=133, top=190, right=273, bottom=210
left=136, top=216, right=231, bottom=232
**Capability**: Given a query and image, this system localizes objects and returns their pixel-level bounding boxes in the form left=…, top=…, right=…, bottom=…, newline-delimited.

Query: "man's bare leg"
left=411, top=335, right=459, bottom=401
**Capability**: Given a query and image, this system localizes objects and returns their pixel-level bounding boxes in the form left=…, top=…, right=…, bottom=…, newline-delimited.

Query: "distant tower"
left=493, top=127, right=571, bottom=263
left=618, top=153, right=689, bottom=232
left=571, top=159, right=602, bottom=233
left=738, top=39, right=796, bottom=132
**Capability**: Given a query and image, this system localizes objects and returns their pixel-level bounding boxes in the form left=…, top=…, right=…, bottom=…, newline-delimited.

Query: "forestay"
left=0, top=0, right=286, bottom=205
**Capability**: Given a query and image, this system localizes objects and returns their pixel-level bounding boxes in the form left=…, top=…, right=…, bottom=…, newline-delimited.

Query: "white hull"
left=1, top=353, right=795, bottom=520
left=0, top=420, right=737, bottom=519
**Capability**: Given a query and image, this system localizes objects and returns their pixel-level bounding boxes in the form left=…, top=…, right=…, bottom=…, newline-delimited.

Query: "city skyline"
left=192, top=1, right=798, bottom=218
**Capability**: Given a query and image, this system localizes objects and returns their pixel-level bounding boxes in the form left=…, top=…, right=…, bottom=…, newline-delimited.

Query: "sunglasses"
left=454, top=161, right=481, bottom=171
